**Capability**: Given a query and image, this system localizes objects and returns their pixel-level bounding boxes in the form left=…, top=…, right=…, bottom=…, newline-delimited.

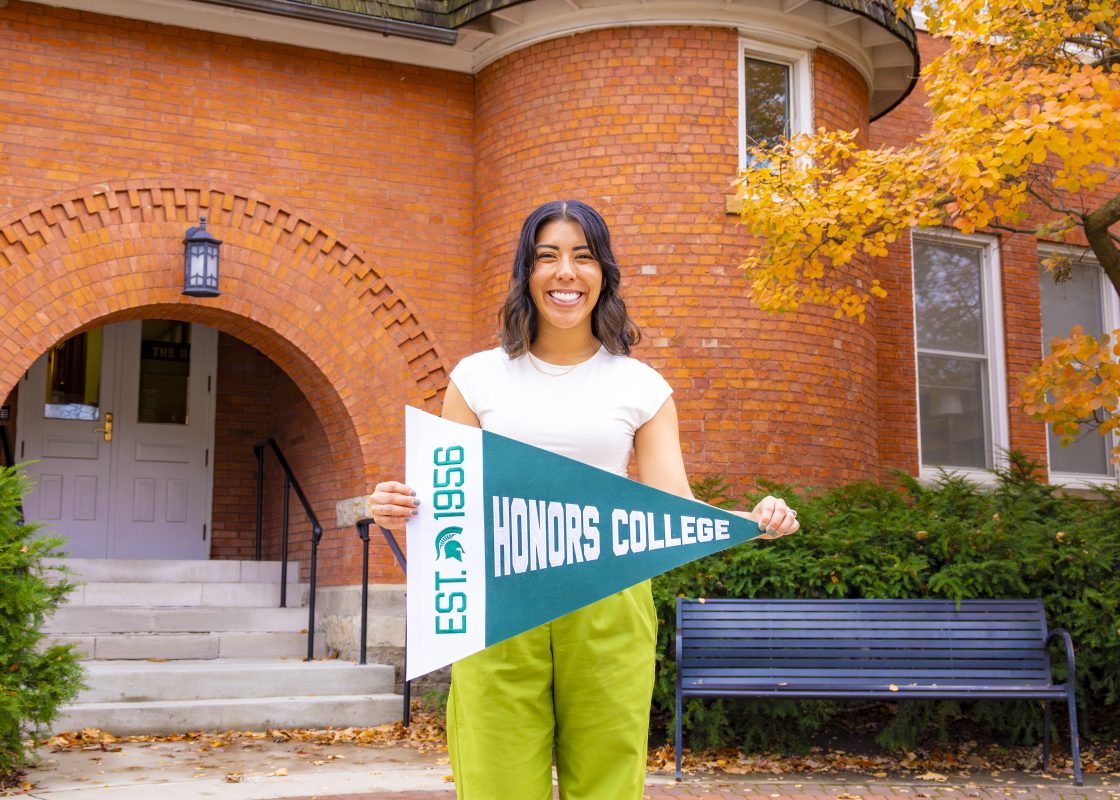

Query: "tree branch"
left=1084, top=193, right=1120, bottom=295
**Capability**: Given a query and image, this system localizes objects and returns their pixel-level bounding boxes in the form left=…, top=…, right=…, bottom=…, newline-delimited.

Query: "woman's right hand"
left=368, top=480, right=421, bottom=531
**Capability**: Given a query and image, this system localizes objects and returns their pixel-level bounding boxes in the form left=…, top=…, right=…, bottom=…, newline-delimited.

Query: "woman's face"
left=529, top=219, right=603, bottom=339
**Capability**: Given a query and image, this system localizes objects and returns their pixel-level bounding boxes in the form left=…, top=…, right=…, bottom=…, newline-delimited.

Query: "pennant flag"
left=404, top=406, right=765, bottom=679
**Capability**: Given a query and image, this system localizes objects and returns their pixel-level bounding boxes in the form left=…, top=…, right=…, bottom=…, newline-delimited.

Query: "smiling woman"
left=526, top=219, right=603, bottom=351
left=366, top=200, right=800, bottom=800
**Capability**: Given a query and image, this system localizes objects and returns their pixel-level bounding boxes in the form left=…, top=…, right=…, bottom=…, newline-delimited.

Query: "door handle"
left=94, top=411, right=113, bottom=442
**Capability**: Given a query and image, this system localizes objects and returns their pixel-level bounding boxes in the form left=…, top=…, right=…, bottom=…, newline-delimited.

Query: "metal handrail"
left=356, top=519, right=410, bottom=725
left=253, top=438, right=323, bottom=661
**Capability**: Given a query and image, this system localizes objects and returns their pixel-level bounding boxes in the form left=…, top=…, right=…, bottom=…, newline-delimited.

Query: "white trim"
left=912, top=230, right=1009, bottom=484
left=32, top=0, right=883, bottom=92
left=737, top=38, right=813, bottom=172
left=1038, top=244, right=1120, bottom=488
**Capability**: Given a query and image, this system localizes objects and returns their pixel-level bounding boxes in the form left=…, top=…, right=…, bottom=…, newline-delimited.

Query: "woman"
left=370, top=200, right=799, bottom=800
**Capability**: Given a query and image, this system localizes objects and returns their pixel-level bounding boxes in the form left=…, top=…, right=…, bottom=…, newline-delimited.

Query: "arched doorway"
left=0, top=181, right=450, bottom=579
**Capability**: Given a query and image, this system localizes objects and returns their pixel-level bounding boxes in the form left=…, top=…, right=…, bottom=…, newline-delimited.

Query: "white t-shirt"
left=450, top=346, right=673, bottom=477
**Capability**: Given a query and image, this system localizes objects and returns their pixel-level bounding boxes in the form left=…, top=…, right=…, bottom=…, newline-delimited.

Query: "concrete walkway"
left=21, top=737, right=1118, bottom=800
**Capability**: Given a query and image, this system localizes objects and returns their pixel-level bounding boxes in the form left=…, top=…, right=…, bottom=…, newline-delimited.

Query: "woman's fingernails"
left=410, top=490, right=417, bottom=497
left=757, top=521, right=767, bottom=532
left=412, top=498, right=421, bottom=506
left=410, top=509, right=419, bottom=516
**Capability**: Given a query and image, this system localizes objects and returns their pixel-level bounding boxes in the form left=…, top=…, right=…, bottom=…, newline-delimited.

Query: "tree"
left=0, top=467, right=83, bottom=786
left=733, top=0, right=1120, bottom=452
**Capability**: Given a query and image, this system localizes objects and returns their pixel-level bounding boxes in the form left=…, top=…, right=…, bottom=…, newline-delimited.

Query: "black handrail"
left=356, top=519, right=410, bottom=725
left=253, top=438, right=323, bottom=661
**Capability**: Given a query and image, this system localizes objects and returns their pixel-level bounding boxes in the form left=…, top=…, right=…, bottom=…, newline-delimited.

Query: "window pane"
left=44, top=330, right=102, bottom=421
left=1039, top=261, right=1112, bottom=476
left=744, top=58, right=790, bottom=151
left=918, top=355, right=989, bottom=469
left=914, top=239, right=984, bottom=353
left=138, top=320, right=191, bottom=425
left=1040, top=262, right=1103, bottom=340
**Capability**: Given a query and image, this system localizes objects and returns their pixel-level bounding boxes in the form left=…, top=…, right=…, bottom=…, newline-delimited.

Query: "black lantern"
left=182, top=215, right=222, bottom=297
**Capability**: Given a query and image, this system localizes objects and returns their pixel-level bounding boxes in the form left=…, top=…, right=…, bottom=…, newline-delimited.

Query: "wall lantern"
left=182, top=215, right=222, bottom=297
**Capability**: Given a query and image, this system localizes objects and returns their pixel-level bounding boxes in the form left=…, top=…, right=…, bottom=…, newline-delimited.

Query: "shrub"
left=0, top=466, right=83, bottom=781
left=654, top=452, right=1120, bottom=752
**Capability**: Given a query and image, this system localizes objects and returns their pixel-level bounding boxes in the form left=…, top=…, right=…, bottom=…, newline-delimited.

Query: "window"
left=738, top=40, right=811, bottom=171
left=913, top=233, right=1008, bottom=476
left=1038, top=248, right=1119, bottom=481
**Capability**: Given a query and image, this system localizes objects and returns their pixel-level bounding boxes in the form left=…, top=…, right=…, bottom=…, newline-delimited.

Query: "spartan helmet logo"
left=436, top=526, right=465, bottom=562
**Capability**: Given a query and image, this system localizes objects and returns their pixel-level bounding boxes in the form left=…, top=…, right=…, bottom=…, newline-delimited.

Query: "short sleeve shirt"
left=449, top=347, right=673, bottom=477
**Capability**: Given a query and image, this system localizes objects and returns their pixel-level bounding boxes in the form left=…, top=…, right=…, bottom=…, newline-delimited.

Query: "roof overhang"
left=31, top=0, right=918, bottom=116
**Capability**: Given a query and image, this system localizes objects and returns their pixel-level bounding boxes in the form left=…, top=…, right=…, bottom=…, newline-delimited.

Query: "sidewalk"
left=17, top=735, right=1118, bottom=800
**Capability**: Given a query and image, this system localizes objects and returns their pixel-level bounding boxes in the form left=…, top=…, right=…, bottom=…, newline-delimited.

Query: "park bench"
left=674, top=598, right=1082, bottom=784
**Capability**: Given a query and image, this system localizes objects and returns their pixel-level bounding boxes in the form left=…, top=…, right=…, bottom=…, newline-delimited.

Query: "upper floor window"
left=1038, top=247, right=1118, bottom=482
left=738, top=40, right=811, bottom=171
left=913, top=232, right=1008, bottom=477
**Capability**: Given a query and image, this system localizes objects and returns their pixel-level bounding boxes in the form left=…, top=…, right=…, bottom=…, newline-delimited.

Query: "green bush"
left=0, top=466, right=83, bottom=780
left=654, top=453, right=1120, bottom=752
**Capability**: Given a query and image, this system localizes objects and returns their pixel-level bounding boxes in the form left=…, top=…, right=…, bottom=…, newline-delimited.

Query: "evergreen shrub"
left=653, top=453, right=1120, bottom=752
left=0, top=466, right=83, bottom=780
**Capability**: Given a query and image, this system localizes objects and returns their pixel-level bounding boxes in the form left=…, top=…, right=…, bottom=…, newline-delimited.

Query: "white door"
left=18, top=321, right=218, bottom=559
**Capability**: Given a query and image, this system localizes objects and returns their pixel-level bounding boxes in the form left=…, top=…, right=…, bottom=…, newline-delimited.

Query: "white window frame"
left=912, top=230, right=1010, bottom=484
left=737, top=39, right=812, bottom=173
left=1038, top=244, right=1120, bottom=488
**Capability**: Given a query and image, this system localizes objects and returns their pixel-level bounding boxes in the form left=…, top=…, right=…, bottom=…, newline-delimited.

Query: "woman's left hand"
left=752, top=495, right=800, bottom=540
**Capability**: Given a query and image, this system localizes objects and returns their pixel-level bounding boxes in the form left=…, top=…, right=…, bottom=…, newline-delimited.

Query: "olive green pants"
left=446, top=581, right=657, bottom=800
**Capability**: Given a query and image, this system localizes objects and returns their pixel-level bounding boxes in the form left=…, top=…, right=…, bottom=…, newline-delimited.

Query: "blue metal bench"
left=674, top=598, right=1082, bottom=784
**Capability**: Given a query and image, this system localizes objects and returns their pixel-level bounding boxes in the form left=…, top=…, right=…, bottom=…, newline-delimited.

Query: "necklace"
left=526, top=346, right=599, bottom=377
left=526, top=351, right=579, bottom=377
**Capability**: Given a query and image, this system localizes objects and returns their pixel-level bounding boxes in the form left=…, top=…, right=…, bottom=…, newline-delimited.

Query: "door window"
left=138, top=320, right=191, bottom=425
left=44, top=330, right=103, bottom=420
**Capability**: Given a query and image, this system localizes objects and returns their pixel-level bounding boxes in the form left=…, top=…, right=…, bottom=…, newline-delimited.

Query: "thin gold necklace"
left=526, top=346, right=598, bottom=377
left=527, top=351, right=579, bottom=377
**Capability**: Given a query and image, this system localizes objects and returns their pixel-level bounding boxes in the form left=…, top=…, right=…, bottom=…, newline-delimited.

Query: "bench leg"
left=675, top=693, right=683, bottom=782
left=1042, top=701, right=1051, bottom=770
left=1067, top=694, right=1083, bottom=786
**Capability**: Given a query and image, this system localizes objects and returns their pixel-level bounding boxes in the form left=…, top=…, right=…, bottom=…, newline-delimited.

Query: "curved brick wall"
left=475, top=27, right=878, bottom=485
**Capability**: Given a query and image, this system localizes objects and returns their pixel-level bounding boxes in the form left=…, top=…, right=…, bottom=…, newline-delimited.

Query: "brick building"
left=0, top=0, right=1110, bottom=729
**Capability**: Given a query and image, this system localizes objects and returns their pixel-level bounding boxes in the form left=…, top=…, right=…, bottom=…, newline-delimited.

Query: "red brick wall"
left=211, top=335, right=272, bottom=562
left=0, top=2, right=476, bottom=583
left=474, top=29, right=880, bottom=486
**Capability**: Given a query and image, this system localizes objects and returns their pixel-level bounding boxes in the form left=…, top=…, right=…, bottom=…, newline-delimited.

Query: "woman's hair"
left=499, top=200, right=641, bottom=357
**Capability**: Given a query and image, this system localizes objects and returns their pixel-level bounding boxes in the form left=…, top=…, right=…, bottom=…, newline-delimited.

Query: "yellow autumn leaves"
left=733, top=0, right=1119, bottom=325
left=1021, top=325, right=1120, bottom=451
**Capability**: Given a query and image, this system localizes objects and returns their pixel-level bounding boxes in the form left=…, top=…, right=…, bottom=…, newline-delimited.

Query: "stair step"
left=45, top=558, right=302, bottom=585
left=46, top=631, right=324, bottom=661
left=50, top=693, right=402, bottom=735
left=74, top=659, right=395, bottom=703
left=64, top=581, right=308, bottom=607
left=45, top=606, right=312, bottom=633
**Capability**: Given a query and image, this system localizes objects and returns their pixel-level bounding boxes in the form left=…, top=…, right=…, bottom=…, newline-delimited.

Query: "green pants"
left=446, top=581, right=657, bottom=800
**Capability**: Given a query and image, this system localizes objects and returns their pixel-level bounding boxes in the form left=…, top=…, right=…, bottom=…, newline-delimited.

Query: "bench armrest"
left=1045, top=628, right=1077, bottom=685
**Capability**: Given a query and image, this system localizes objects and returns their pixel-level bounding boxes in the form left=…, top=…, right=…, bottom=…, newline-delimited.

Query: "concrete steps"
left=43, top=558, right=317, bottom=662
left=44, top=557, right=404, bottom=734
left=52, top=659, right=399, bottom=735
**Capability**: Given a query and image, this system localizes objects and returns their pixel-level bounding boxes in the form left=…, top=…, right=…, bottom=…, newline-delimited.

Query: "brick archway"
left=0, top=180, right=450, bottom=490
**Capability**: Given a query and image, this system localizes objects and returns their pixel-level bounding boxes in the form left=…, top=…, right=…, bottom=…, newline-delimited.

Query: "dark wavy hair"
left=499, top=200, right=641, bottom=357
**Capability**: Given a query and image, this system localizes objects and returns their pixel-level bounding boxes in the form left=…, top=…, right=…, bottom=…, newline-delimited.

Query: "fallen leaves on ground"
left=27, top=706, right=1120, bottom=785
left=650, top=738, right=1120, bottom=781
left=38, top=704, right=448, bottom=756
